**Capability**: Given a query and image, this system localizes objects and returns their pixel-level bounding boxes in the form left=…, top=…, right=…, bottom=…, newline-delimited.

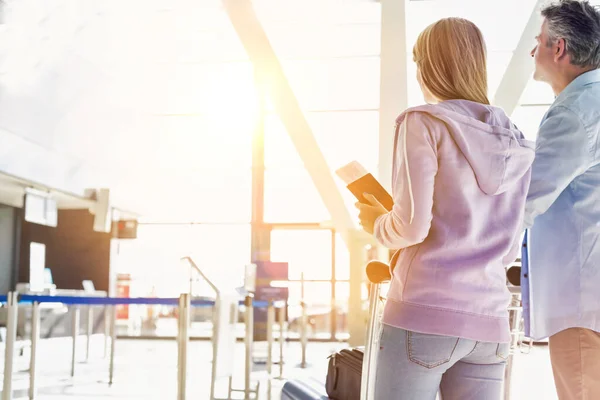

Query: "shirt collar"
left=556, top=68, right=600, bottom=102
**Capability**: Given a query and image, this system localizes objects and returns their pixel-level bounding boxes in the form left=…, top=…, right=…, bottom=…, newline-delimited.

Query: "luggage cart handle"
left=366, top=261, right=392, bottom=284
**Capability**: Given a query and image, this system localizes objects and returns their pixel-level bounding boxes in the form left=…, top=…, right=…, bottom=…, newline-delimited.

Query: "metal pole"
left=227, top=376, right=233, bottom=400
left=29, top=302, right=40, bottom=400
left=504, top=294, right=522, bottom=400
left=104, top=306, right=109, bottom=359
left=361, top=283, right=381, bottom=400
left=177, top=293, right=190, bottom=400
left=109, top=305, right=116, bottom=385
left=299, top=272, right=308, bottom=368
left=71, top=305, right=80, bottom=377
left=244, top=295, right=254, bottom=400
left=86, top=306, right=93, bottom=362
left=210, top=300, right=219, bottom=400
left=2, top=292, right=18, bottom=400
left=300, top=300, right=307, bottom=368
left=267, top=300, right=274, bottom=376
left=278, top=303, right=285, bottom=379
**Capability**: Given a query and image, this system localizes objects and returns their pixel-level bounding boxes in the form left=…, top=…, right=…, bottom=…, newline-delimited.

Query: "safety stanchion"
left=71, top=305, right=80, bottom=377
left=2, top=292, right=18, bottom=400
left=209, top=296, right=220, bottom=400
left=266, top=300, right=275, bottom=400
left=29, top=301, right=40, bottom=400
left=361, top=282, right=383, bottom=400
left=299, top=273, right=308, bottom=369
left=86, top=306, right=93, bottom=362
left=103, top=306, right=109, bottom=359
left=266, top=300, right=275, bottom=375
left=244, top=294, right=253, bottom=400
left=300, top=300, right=308, bottom=368
left=504, top=292, right=522, bottom=400
left=278, top=303, right=285, bottom=379
left=109, top=305, right=116, bottom=385
left=6, top=294, right=260, bottom=399
left=177, top=293, right=190, bottom=400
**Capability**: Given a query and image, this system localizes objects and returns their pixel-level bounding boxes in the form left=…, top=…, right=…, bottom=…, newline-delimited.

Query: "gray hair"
left=541, top=0, right=600, bottom=68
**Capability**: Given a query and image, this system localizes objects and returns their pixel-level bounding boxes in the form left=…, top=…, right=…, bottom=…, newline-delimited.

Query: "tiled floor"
left=1, top=336, right=558, bottom=399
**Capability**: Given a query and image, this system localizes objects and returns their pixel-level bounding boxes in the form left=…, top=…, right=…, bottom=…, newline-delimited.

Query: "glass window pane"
left=265, top=111, right=379, bottom=173
left=142, top=116, right=252, bottom=170
left=161, top=63, right=257, bottom=115
left=124, top=169, right=252, bottom=223
left=334, top=282, right=349, bottom=338
left=264, top=24, right=380, bottom=59
left=187, top=224, right=252, bottom=292
left=115, top=225, right=196, bottom=298
left=115, top=223, right=251, bottom=299
left=511, top=106, right=549, bottom=141
left=335, top=282, right=349, bottom=307
left=520, top=79, right=555, bottom=106
left=270, top=229, right=332, bottom=280
left=335, top=233, right=350, bottom=281
left=285, top=281, right=333, bottom=339
left=254, top=0, right=380, bottom=25
left=487, top=52, right=513, bottom=101
left=264, top=168, right=330, bottom=223
left=280, top=58, right=380, bottom=111
left=406, top=0, right=537, bottom=52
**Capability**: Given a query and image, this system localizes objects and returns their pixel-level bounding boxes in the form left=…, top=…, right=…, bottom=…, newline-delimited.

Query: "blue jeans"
left=375, top=324, right=509, bottom=400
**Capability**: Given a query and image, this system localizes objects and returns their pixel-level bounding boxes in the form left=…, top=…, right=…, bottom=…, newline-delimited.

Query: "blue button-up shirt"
left=522, top=69, right=600, bottom=340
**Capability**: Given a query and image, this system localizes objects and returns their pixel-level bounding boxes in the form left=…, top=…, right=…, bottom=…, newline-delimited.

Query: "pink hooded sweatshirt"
left=374, top=100, right=535, bottom=343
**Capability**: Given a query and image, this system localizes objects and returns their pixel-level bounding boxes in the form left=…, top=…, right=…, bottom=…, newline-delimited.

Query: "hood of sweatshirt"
left=399, top=100, right=535, bottom=196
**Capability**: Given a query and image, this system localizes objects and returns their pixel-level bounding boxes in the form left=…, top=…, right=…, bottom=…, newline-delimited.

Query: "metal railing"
left=1, top=292, right=287, bottom=400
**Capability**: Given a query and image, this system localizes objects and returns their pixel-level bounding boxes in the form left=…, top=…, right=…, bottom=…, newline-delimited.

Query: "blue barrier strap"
left=16, top=295, right=284, bottom=308
left=0, top=295, right=6, bottom=303
left=19, top=295, right=216, bottom=307
left=251, top=300, right=267, bottom=308
left=192, top=299, right=216, bottom=307
left=19, top=295, right=179, bottom=306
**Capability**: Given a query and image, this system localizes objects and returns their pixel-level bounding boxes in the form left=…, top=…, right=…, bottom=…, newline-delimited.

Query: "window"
left=124, top=168, right=252, bottom=223
left=265, top=111, right=379, bottom=172
left=270, top=229, right=333, bottom=280
left=264, top=168, right=330, bottom=223
left=115, top=223, right=251, bottom=298
left=279, top=58, right=380, bottom=111
left=511, top=106, right=549, bottom=141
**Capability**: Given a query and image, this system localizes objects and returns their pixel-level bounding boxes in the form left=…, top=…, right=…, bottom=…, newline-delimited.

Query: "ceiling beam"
left=222, top=0, right=356, bottom=239
left=492, top=0, right=544, bottom=116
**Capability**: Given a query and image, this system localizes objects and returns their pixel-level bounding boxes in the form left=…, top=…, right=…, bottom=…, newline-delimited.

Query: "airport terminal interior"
left=0, top=0, right=590, bottom=399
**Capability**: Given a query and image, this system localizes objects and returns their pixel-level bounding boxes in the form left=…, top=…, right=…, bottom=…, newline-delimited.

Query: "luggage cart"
left=282, top=261, right=528, bottom=400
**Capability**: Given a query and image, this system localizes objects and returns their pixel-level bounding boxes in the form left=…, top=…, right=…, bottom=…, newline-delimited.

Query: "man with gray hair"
left=523, top=0, right=600, bottom=398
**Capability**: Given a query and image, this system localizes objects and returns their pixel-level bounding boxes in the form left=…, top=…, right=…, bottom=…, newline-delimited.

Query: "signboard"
left=253, top=261, right=288, bottom=341
left=116, top=273, right=131, bottom=320
left=114, top=219, right=138, bottom=239
left=29, top=242, right=46, bottom=292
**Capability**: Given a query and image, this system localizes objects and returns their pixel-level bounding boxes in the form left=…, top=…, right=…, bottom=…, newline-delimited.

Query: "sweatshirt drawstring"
left=399, top=120, right=415, bottom=224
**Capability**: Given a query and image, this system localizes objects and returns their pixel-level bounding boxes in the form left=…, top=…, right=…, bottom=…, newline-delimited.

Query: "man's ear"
left=554, top=38, right=567, bottom=62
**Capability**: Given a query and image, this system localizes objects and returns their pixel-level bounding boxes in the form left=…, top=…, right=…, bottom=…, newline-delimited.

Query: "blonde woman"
left=356, top=18, right=535, bottom=399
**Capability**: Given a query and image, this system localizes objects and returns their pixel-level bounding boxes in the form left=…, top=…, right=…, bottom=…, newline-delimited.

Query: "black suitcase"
left=281, top=377, right=330, bottom=400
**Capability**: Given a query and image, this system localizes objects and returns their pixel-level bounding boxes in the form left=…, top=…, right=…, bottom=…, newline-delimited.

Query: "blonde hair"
left=413, top=18, right=490, bottom=105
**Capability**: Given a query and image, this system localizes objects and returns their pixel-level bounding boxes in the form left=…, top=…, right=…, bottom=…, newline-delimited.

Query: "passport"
left=335, top=161, right=394, bottom=212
